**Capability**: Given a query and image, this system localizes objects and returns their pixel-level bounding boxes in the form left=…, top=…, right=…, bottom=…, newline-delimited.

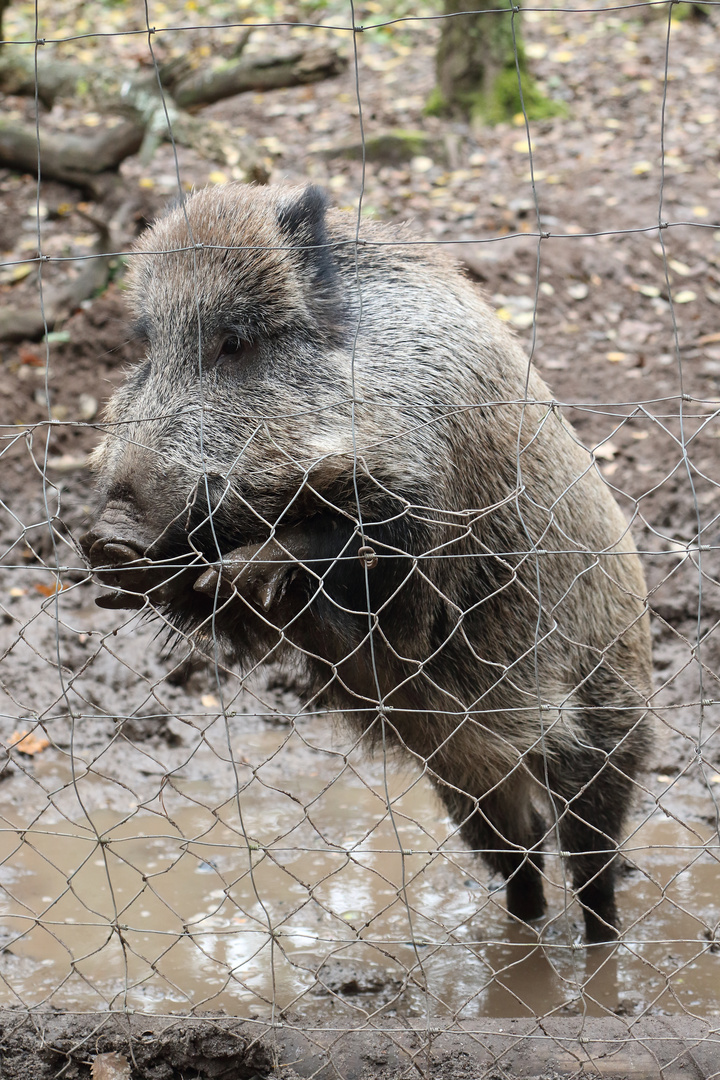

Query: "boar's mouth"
left=80, top=530, right=207, bottom=611
left=80, top=524, right=316, bottom=626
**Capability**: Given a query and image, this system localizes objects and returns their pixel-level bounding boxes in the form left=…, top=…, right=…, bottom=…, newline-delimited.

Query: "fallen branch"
left=170, top=44, right=347, bottom=108
left=0, top=117, right=144, bottom=189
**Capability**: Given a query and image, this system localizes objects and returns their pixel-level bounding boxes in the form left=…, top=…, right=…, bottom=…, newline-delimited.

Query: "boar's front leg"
left=193, top=531, right=319, bottom=613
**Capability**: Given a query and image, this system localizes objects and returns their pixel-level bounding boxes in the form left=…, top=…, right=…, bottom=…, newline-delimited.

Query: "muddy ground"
left=1, top=5, right=720, bottom=1078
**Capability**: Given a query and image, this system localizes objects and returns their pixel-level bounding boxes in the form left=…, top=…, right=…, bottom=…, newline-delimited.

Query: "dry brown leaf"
left=91, top=1053, right=131, bottom=1080
left=9, top=730, right=50, bottom=755
left=594, top=442, right=618, bottom=462
left=34, top=582, right=68, bottom=597
left=18, top=346, right=44, bottom=366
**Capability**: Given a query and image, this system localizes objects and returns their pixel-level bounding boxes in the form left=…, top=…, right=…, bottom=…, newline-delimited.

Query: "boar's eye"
left=216, top=336, right=247, bottom=361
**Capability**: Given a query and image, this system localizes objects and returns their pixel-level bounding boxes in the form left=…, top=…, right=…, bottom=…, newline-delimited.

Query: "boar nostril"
left=82, top=533, right=146, bottom=568
left=102, top=542, right=148, bottom=566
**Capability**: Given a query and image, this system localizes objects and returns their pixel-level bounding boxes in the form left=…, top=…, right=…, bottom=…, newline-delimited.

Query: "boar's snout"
left=81, top=531, right=145, bottom=568
left=80, top=527, right=152, bottom=609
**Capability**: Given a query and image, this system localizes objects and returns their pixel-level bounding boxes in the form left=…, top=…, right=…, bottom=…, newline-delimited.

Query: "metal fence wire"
left=1, top=1, right=720, bottom=1077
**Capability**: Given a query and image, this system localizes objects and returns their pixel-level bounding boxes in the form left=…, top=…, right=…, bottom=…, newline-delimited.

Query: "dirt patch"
left=0, top=1011, right=273, bottom=1080
left=0, top=1012, right=718, bottom=1079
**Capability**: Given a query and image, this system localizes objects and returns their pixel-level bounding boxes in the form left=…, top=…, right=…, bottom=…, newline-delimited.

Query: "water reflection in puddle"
left=0, top=726, right=718, bottom=1020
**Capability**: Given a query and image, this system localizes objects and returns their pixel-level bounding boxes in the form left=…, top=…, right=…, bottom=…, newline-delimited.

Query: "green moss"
left=364, top=130, right=432, bottom=162
left=430, top=6, right=567, bottom=127
left=328, top=129, right=444, bottom=164
left=670, top=1, right=712, bottom=18
left=475, top=69, right=566, bottom=125
left=424, top=86, right=446, bottom=118
left=429, top=68, right=565, bottom=126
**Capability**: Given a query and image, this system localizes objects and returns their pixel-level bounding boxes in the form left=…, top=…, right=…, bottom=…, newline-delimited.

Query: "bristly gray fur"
left=84, top=183, right=653, bottom=943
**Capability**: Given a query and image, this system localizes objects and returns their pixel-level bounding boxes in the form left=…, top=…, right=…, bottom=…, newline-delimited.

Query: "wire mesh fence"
left=1, top=2, right=719, bottom=1077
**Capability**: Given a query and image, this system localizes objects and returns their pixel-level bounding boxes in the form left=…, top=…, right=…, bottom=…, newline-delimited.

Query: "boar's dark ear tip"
left=277, top=185, right=329, bottom=236
left=302, top=184, right=330, bottom=214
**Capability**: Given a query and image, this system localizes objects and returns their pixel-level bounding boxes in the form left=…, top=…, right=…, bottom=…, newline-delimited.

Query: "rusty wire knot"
left=357, top=545, right=378, bottom=569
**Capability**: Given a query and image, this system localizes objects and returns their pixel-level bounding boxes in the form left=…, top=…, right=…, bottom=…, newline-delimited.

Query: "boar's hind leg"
left=439, top=784, right=547, bottom=924
left=549, top=741, right=640, bottom=944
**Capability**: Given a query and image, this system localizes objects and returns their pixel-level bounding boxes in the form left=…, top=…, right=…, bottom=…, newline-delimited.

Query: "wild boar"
left=82, top=184, right=653, bottom=942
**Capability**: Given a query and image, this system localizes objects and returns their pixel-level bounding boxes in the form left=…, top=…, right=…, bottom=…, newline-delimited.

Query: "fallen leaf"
left=698, top=332, right=720, bottom=345
left=0, top=262, right=34, bottom=285
left=664, top=155, right=691, bottom=173
left=674, top=290, right=697, bottom=304
left=34, top=582, right=69, bottom=596
left=594, top=442, right=617, bottom=461
left=18, top=346, right=44, bottom=366
left=78, top=394, right=98, bottom=421
left=9, top=730, right=50, bottom=755
left=606, top=351, right=627, bottom=363
left=632, top=161, right=653, bottom=175
left=91, top=1053, right=131, bottom=1080
left=201, top=694, right=219, bottom=708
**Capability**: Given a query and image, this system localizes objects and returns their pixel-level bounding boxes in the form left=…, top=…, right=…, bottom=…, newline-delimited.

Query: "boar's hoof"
left=194, top=537, right=304, bottom=613
left=506, top=872, right=547, bottom=925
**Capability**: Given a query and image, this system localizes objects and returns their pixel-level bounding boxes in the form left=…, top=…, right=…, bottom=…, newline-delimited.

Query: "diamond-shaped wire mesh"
left=1, top=2, right=719, bottom=1077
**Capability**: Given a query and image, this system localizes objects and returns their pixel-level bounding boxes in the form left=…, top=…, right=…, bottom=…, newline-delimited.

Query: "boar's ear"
left=278, top=185, right=332, bottom=270
left=278, top=185, right=345, bottom=330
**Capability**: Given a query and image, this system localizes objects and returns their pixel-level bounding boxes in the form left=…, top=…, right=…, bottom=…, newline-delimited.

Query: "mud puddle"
left=1, top=720, right=718, bottom=1021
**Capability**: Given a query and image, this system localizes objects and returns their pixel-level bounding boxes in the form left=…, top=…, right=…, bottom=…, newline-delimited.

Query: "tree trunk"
left=430, top=2, right=562, bottom=125
left=436, top=2, right=513, bottom=111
